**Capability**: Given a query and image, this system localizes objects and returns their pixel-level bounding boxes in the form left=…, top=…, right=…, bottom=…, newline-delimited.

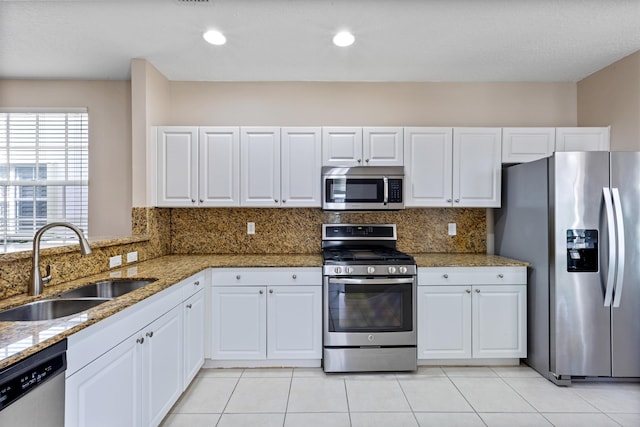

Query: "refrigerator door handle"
left=611, top=188, right=625, bottom=308
left=602, top=187, right=616, bottom=307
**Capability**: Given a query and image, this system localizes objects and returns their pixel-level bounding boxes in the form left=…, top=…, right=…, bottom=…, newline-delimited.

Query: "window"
left=0, top=110, right=88, bottom=253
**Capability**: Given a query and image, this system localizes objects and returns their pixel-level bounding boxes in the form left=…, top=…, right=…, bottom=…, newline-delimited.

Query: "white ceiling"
left=1, top=0, right=640, bottom=82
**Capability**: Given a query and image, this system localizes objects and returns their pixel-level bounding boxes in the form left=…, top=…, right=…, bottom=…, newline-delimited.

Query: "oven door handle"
left=328, top=277, right=414, bottom=285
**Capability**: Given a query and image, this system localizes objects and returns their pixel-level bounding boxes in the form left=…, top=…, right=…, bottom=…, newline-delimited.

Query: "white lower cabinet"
left=65, top=272, right=206, bottom=427
left=417, top=267, right=527, bottom=361
left=210, top=268, right=322, bottom=364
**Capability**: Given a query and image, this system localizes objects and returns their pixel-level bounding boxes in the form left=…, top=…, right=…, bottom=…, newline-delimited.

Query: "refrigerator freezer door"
left=610, top=152, right=640, bottom=377
left=550, top=152, right=611, bottom=377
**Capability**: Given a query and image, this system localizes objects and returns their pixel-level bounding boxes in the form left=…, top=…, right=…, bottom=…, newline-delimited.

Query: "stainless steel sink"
left=0, top=298, right=110, bottom=322
left=56, top=279, right=157, bottom=299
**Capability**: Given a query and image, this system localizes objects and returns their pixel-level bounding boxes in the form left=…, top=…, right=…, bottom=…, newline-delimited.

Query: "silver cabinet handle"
left=186, top=304, right=192, bottom=309
left=292, top=274, right=297, bottom=279
left=447, top=199, right=452, bottom=203
left=191, top=199, right=196, bottom=203
left=274, top=199, right=279, bottom=203
left=269, top=289, right=273, bottom=294
left=194, top=280, right=200, bottom=286
left=146, top=331, right=154, bottom=338
left=199, top=199, right=204, bottom=203
left=236, top=275, right=241, bottom=280
left=443, top=274, right=449, bottom=279
left=357, top=158, right=362, bottom=163
left=498, top=273, right=504, bottom=278
left=259, top=289, right=264, bottom=294
left=466, top=289, right=471, bottom=293
left=136, top=337, right=144, bottom=344
left=454, top=199, right=460, bottom=203
left=475, top=289, right=480, bottom=293
left=365, top=158, right=370, bottom=163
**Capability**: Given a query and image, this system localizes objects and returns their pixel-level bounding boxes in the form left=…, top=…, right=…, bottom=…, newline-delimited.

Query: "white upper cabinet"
left=454, top=127, right=502, bottom=207
left=404, top=127, right=453, bottom=207
left=322, top=127, right=403, bottom=166
left=241, top=127, right=281, bottom=207
left=155, top=127, right=198, bottom=207
left=281, top=127, right=322, bottom=207
left=404, top=127, right=501, bottom=208
left=362, top=127, right=404, bottom=166
left=555, top=127, right=610, bottom=151
left=155, top=127, right=240, bottom=207
left=241, top=127, right=321, bottom=207
left=502, top=128, right=556, bottom=164
left=199, top=127, right=240, bottom=206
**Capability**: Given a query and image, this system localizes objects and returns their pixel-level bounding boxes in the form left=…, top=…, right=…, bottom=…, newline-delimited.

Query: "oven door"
left=324, top=276, right=416, bottom=347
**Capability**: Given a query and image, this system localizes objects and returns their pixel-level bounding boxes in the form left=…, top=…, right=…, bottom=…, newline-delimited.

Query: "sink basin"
left=0, top=298, right=110, bottom=322
left=57, top=279, right=157, bottom=299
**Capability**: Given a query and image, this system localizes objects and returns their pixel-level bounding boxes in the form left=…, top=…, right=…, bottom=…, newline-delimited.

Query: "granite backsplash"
left=0, top=207, right=485, bottom=298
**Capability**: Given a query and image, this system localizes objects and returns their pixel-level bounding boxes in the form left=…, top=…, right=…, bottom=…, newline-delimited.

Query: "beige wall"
left=0, top=79, right=132, bottom=239
left=578, top=51, right=640, bottom=150
left=167, top=82, right=577, bottom=127
left=131, top=59, right=171, bottom=207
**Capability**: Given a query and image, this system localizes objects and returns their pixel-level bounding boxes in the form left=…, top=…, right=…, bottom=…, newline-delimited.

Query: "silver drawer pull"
left=475, top=289, right=480, bottom=293
left=466, top=289, right=471, bottom=293
left=236, top=275, right=241, bottom=280
left=443, top=274, right=449, bottom=279
left=194, top=280, right=200, bottom=286
left=292, top=274, right=297, bottom=279
left=498, top=274, right=504, bottom=278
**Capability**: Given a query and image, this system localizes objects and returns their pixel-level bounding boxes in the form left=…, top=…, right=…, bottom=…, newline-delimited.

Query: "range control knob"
left=345, top=266, right=354, bottom=274
left=367, top=266, right=375, bottom=274
left=334, top=266, right=342, bottom=274
left=399, top=266, right=408, bottom=274
left=388, top=266, right=397, bottom=274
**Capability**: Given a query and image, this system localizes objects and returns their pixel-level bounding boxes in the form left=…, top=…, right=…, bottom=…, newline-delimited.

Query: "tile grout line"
left=282, top=369, right=294, bottom=427
left=394, top=373, right=422, bottom=426
left=444, top=371, right=490, bottom=427
left=214, top=368, right=244, bottom=427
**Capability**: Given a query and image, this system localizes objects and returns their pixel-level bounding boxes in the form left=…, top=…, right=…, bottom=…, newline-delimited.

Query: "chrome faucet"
left=29, top=222, right=92, bottom=296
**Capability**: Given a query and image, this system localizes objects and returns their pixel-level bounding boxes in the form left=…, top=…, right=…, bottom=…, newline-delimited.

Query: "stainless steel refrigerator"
left=494, top=151, right=640, bottom=384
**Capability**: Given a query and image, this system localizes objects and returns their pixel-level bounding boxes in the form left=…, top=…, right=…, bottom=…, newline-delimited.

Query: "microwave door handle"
left=611, top=188, right=625, bottom=308
left=602, top=187, right=616, bottom=307
left=383, top=177, right=389, bottom=205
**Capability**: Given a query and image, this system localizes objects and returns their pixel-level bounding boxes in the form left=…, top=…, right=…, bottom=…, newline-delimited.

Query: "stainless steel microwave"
left=321, top=166, right=405, bottom=210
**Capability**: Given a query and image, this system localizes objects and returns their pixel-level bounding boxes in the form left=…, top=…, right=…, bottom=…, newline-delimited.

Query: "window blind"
left=0, top=111, right=89, bottom=253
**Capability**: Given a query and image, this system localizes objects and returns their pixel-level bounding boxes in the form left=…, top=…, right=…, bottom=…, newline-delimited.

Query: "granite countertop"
left=0, top=252, right=526, bottom=370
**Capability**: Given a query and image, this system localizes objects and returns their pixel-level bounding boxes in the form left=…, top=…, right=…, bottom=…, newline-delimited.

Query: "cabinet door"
left=322, top=127, right=363, bottom=166
left=453, top=127, right=502, bottom=207
left=211, top=286, right=267, bottom=360
left=267, top=286, right=322, bottom=359
left=502, top=128, right=555, bottom=164
left=155, top=127, right=198, bottom=207
left=143, top=304, right=184, bottom=427
left=281, top=127, right=322, bottom=207
left=403, top=127, right=453, bottom=207
left=417, top=285, right=471, bottom=359
left=65, top=335, right=142, bottom=427
left=183, top=289, right=205, bottom=389
left=555, top=127, right=610, bottom=151
left=199, top=127, right=240, bottom=206
left=363, top=127, right=404, bottom=166
left=472, top=285, right=526, bottom=358
left=241, top=127, right=281, bottom=206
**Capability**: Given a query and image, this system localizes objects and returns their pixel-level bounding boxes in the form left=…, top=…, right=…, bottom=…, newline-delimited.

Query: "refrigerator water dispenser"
left=566, top=229, right=598, bottom=272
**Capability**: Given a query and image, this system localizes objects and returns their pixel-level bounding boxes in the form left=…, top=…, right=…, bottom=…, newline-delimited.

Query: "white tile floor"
left=161, top=365, right=640, bottom=427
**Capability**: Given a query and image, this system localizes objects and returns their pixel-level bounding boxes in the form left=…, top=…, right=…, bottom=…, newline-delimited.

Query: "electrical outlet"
left=448, top=223, right=457, bottom=236
left=247, top=222, right=255, bottom=235
left=109, top=255, right=122, bottom=268
left=126, top=251, right=138, bottom=263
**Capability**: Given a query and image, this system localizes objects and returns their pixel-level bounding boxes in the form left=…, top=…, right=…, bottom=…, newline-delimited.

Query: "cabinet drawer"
left=211, top=267, right=320, bottom=286
left=418, top=267, right=526, bottom=286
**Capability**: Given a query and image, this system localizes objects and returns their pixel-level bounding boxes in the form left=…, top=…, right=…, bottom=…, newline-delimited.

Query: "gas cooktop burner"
left=322, top=247, right=414, bottom=264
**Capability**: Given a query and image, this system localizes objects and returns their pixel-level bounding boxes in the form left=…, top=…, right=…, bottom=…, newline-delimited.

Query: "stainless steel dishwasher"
left=0, top=339, right=66, bottom=426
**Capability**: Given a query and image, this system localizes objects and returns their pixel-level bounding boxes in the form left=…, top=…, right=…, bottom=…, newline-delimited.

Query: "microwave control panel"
left=388, top=179, right=403, bottom=203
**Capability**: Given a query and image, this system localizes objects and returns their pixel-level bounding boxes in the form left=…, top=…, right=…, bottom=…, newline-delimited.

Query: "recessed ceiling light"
left=333, top=31, right=355, bottom=47
left=203, top=30, right=226, bottom=45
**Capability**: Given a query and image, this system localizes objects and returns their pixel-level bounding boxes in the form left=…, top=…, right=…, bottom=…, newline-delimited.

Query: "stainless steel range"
left=322, top=224, right=417, bottom=373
